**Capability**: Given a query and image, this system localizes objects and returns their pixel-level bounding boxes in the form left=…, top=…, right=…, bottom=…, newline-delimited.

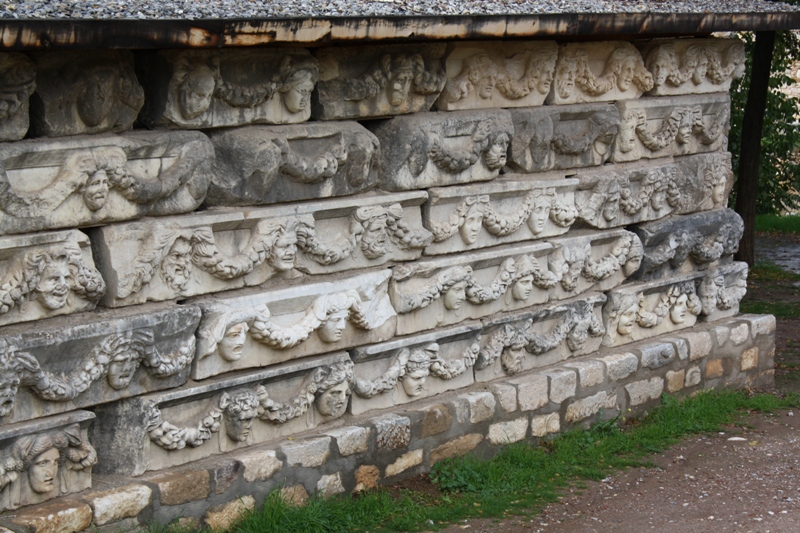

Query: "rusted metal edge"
left=1, top=12, right=799, bottom=50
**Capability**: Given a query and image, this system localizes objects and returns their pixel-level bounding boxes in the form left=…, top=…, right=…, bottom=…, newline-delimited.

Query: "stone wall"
left=0, top=35, right=768, bottom=532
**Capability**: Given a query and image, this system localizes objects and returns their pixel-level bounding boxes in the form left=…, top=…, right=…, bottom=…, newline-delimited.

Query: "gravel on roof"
left=2, top=0, right=800, bottom=20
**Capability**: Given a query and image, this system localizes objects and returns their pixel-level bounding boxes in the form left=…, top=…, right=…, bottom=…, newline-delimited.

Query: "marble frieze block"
left=632, top=208, right=743, bottom=281
left=191, top=269, right=395, bottom=380
left=423, top=174, right=577, bottom=255
left=30, top=50, right=144, bottom=137
left=696, top=261, right=748, bottom=323
left=137, top=48, right=319, bottom=129
left=350, top=322, right=482, bottom=415
left=0, top=52, right=36, bottom=141
left=507, top=103, right=621, bottom=173
left=0, top=230, right=104, bottom=327
left=434, top=41, right=558, bottom=111
left=91, top=353, right=353, bottom=476
left=474, top=293, right=606, bottom=381
left=205, top=121, right=379, bottom=207
left=672, top=152, right=734, bottom=215
left=639, top=38, right=745, bottom=97
left=369, top=108, right=514, bottom=191
left=612, top=93, right=730, bottom=163
left=547, top=41, right=654, bottom=105
left=390, top=242, right=552, bottom=336
left=0, top=411, right=96, bottom=511
left=93, top=191, right=431, bottom=307
left=0, top=303, right=200, bottom=425
left=312, top=43, right=446, bottom=120
left=0, top=130, right=213, bottom=236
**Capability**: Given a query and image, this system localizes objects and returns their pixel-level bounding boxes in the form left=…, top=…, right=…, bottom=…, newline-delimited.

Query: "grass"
left=749, top=260, right=800, bottom=282
left=755, top=214, right=800, bottom=234
left=167, top=390, right=800, bottom=533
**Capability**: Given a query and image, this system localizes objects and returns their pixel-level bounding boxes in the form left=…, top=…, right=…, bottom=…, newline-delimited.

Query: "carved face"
left=28, top=447, right=59, bottom=494
left=617, top=58, right=636, bottom=91
left=315, top=380, right=350, bottom=418
left=224, top=408, right=257, bottom=442
left=676, top=123, right=692, bottom=145
left=318, top=310, right=348, bottom=343
left=512, top=274, right=534, bottom=302
left=712, top=176, right=728, bottom=206
left=537, top=67, right=554, bottom=94
left=162, top=238, right=193, bottom=292
left=389, top=68, right=414, bottom=106
left=651, top=187, right=667, bottom=211
left=670, top=293, right=689, bottom=324
left=0, top=370, right=20, bottom=417
left=77, top=67, right=116, bottom=127
left=282, top=77, right=314, bottom=114
left=443, top=281, right=467, bottom=311
left=477, top=72, right=497, bottom=99
left=219, top=323, right=248, bottom=362
left=484, top=133, right=509, bottom=171
left=556, top=62, right=578, bottom=98
left=650, top=53, right=673, bottom=87
left=360, top=216, right=389, bottom=259
left=107, top=353, right=138, bottom=390
left=178, top=66, right=216, bottom=120
left=602, top=192, right=621, bottom=222
left=402, top=367, right=429, bottom=397
left=563, top=256, right=585, bottom=291
left=268, top=232, right=298, bottom=272
left=619, top=118, right=638, bottom=152
left=617, top=302, right=638, bottom=336
left=459, top=205, right=483, bottom=245
left=83, top=169, right=110, bottom=211
left=528, top=198, right=552, bottom=235
left=501, top=344, right=525, bottom=375
left=35, top=260, right=70, bottom=311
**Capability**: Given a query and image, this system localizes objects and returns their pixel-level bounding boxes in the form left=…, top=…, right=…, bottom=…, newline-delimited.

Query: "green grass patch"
left=756, top=214, right=800, bottom=234
left=749, top=260, right=800, bottom=282
left=740, top=300, right=800, bottom=318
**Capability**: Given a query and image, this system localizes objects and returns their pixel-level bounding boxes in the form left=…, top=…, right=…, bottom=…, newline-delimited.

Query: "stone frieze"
left=0, top=53, right=35, bottom=142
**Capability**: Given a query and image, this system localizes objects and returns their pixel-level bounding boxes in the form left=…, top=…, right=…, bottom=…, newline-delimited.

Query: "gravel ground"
left=1, top=0, right=799, bottom=20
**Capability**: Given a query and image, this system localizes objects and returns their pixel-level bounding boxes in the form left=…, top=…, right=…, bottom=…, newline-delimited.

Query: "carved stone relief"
left=205, top=121, right=379, bottom=207
left=91, top=353, right=352, bottom=475
left=350, top=322, right=482, bottom=414
left=138, top=49, right=319, bottom=128
left=547, top=41, right=654, bottom=105
left=30, top=51, right=144, bottom=137
left=434, top=41, right=558, bottom=111
left=507, top=103, right=621, bottom=173
left=672, top=152, right=734, bottom=215
left=369, top=109, right=514, bottom=191
left=613, top=94, right=730, bottom=163
left=0, top=230, right=104, bottom=327
left=697, top=262, right=748, bottom=322
left=0, top=411, right=95, bottom=511
left=0, top=130, right=213, bottom=236
left=93, top=191, right=431, bottom=307
left=640, top=38, right=746, bottom=96
left=423, top=176, right=577, bottom=255
left=0, top=53, right=35, bottom=141
left=192, top=269, right=395, bottom=380
left=0, top=305, right=200, bottom=425
left=474, top=294, right=606, bottom=382
left=632, top=208, right=744, bottom=281
left=574, top=159, right=681, bottom=229
left=312, top=44, right=446, bottom=120
left=389, top=242, right=553, bottom=336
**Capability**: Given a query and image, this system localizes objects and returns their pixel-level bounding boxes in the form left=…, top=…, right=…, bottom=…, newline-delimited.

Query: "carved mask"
left=501, top=344, right=525, bottom=375
left=389, top=67, right=414, bottom=106
left=107, top=351, right=139, bottom=390
left=318, top=310, right=348, bottom=343
left=77, top=67, right=116, bottom=127
left=527, top=198, right=552, bottom=235
left=617, top=58, right=636, bottom=91
left=35, top=259, right=70, bottom=311
left=712, top=175, right=728, bottom=206
left=360, top=215, right=389, bottom=260
left=459, top=205, right=483, bottom=245
left=617, top=302, right=638, bottom=336
left=670, top=293, right=689, bottom=324
left=28, top=447, right=59, bottom=494
left=268, top=232, right=298, bottom=272
left=537, top=66, right=554, bottom=94
left=602, top=191, right=621, bottom=222
left=218, top=323, right=249, bottom=362
left=282, top=75, right=314, bottom=114
left=511, top=274, right=534, bottom=302
left=83, top=169, right=110, bottom=211
left=483, top=132, right=509, bottom=171
left=443, top=281, right=468, bottom=311
left=477, top=71, right=497, bottom=99
left=402, top=367, right=429, bottom=397
left=315, top=380, right=350, bottom=418
left=178, top=65, right=216, bottom=120
left=161, top=238, right=193, bottom=292
left=0, top=370, right=20, bottom=417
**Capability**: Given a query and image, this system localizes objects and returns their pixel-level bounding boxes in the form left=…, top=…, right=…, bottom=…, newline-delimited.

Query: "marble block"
left=0, top=411, right=96, bottom=511
left=434, top=41, right=558, bottom=111
left=0, top=53, right=35, bottom=141
left=91, top=353, right=351, bottom=476
left=507, top=103, right=621, bottom=173
left=0, top=304, right=200, bottom=425
left=633, top=208, right=743, bottom=281
left=350, top=322, right=482, bottom=415
left=137, top=49, right=318, bottom=129
left=205, top=121, right=379, bottom=207
left=192, top=269, right=395, bottom=380
left=613, top=93, right=730, bottom=163
left=697, top=262, right=748, bottom=322
left=547, top=41, right=653, bottom=105
left=312, top=43, right=446, bottom=120
left=475, top=294, right=606, bottom=381
left=390, top=242, right=552, bottom=336
left=369, top=108, right=514, bottom=191
left=672, top=152, right=734, bottom=215
left=639, top=38, right=746, bottom=97
left=0, top=130, right=213, bottom=236
left=423, top=175, right=577, bottom=255
left=0, top=230, right=104, bottom=327
left=93, top=191, right=431, bottom=307
left=30, top=50, right=144, bottom=137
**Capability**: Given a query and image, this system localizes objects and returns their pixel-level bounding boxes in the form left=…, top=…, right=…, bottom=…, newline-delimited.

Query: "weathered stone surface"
left=0, top=230, right=104, bottom=327
left=89, top=485, right=151, bottom=526
left=685, top=366, right=702, bottom=387
left=507, top=103, right=620, bottom=173
left=0, top=411, right=95, bottom=512
left=714, top=325, right=730, bottom=345
left=281, top=437, right=332, bottom=468
left=599, top=352, right=638, bottom=381
left=205, top=122, right=379, bottom=207
left=684, top=331, right=713, bottom=361
left=420, top=404, right=452, bottom=437
left=369, top=108, right=513, bottom=191
left=95, top=191, right=430, bottom=307
left=565, top=391, right=617, bottom=422
left=354, top=465, right=380, bottom=492
left=372, top=414, right=411, bottom=451
left=531, top=413, right=561, bottom=437
left=491, top=384, right=517, bottom=413
left=423, top=176, right=577, bottom=255
left=280, top=485, right=309, bottom=506
left=510, top=373, right=549, bottom=412
left=625, top=377, right=664, bottom=405
left=462, top=392, right=496, bottom=423
left=705, top=359, right=724, bottom=379
left=313, top=43, right=446, bottom=120
left=138, top=49, right=318, bottom=129
left=0, top=53, right=35, bottom=141
left=0, top=130, right=213, bottom=236
left=385, top=449, right=423, bottom=477
left=192, top=269, right=395, bottom=379
left=30, top=50, right=143, bottom=137
left=326, top=426, right=370, bottom=457
left=740, top=348, right=758, bottom=371
left=210, top=460, right=240, bottom=495
left=7, top=499, right=92, bottom=533
left=431, top=434, right=483, bottom=463
left=666, top=337, right=690, bottom=361
left=435, top=41, right=558, bottom=111
left=0, top=304, right=200, bottom=425
left=613, top=94, right=730, bottom=163
left=548, top=41, right=653, bottom=105
left=639, top=38, right=745, bottom=97
left=730, top=323, right=750, bottom=345
left=238, top=449, right=282, bottom=483
left=147, top=470, right=210, bottom=506
left=563, top=360, right=605, bottom=389
left=487, top=417, right=528, bottom=444
left=544, top=369, right=577, bottom=404
left=639, top=341, right=677, bottom=369
left=350, top=323, right=480, bottom=415
left=666, top=370, right=686, bottom=393
left=204, top=495, right=255, bottom=530
left=743, top=314, right=776, bottom=337
left=697, top=262, right=748, bottom=323
left=316, top=473, right=345, bottom=497
left=632, top=209, right=743, bottom=281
